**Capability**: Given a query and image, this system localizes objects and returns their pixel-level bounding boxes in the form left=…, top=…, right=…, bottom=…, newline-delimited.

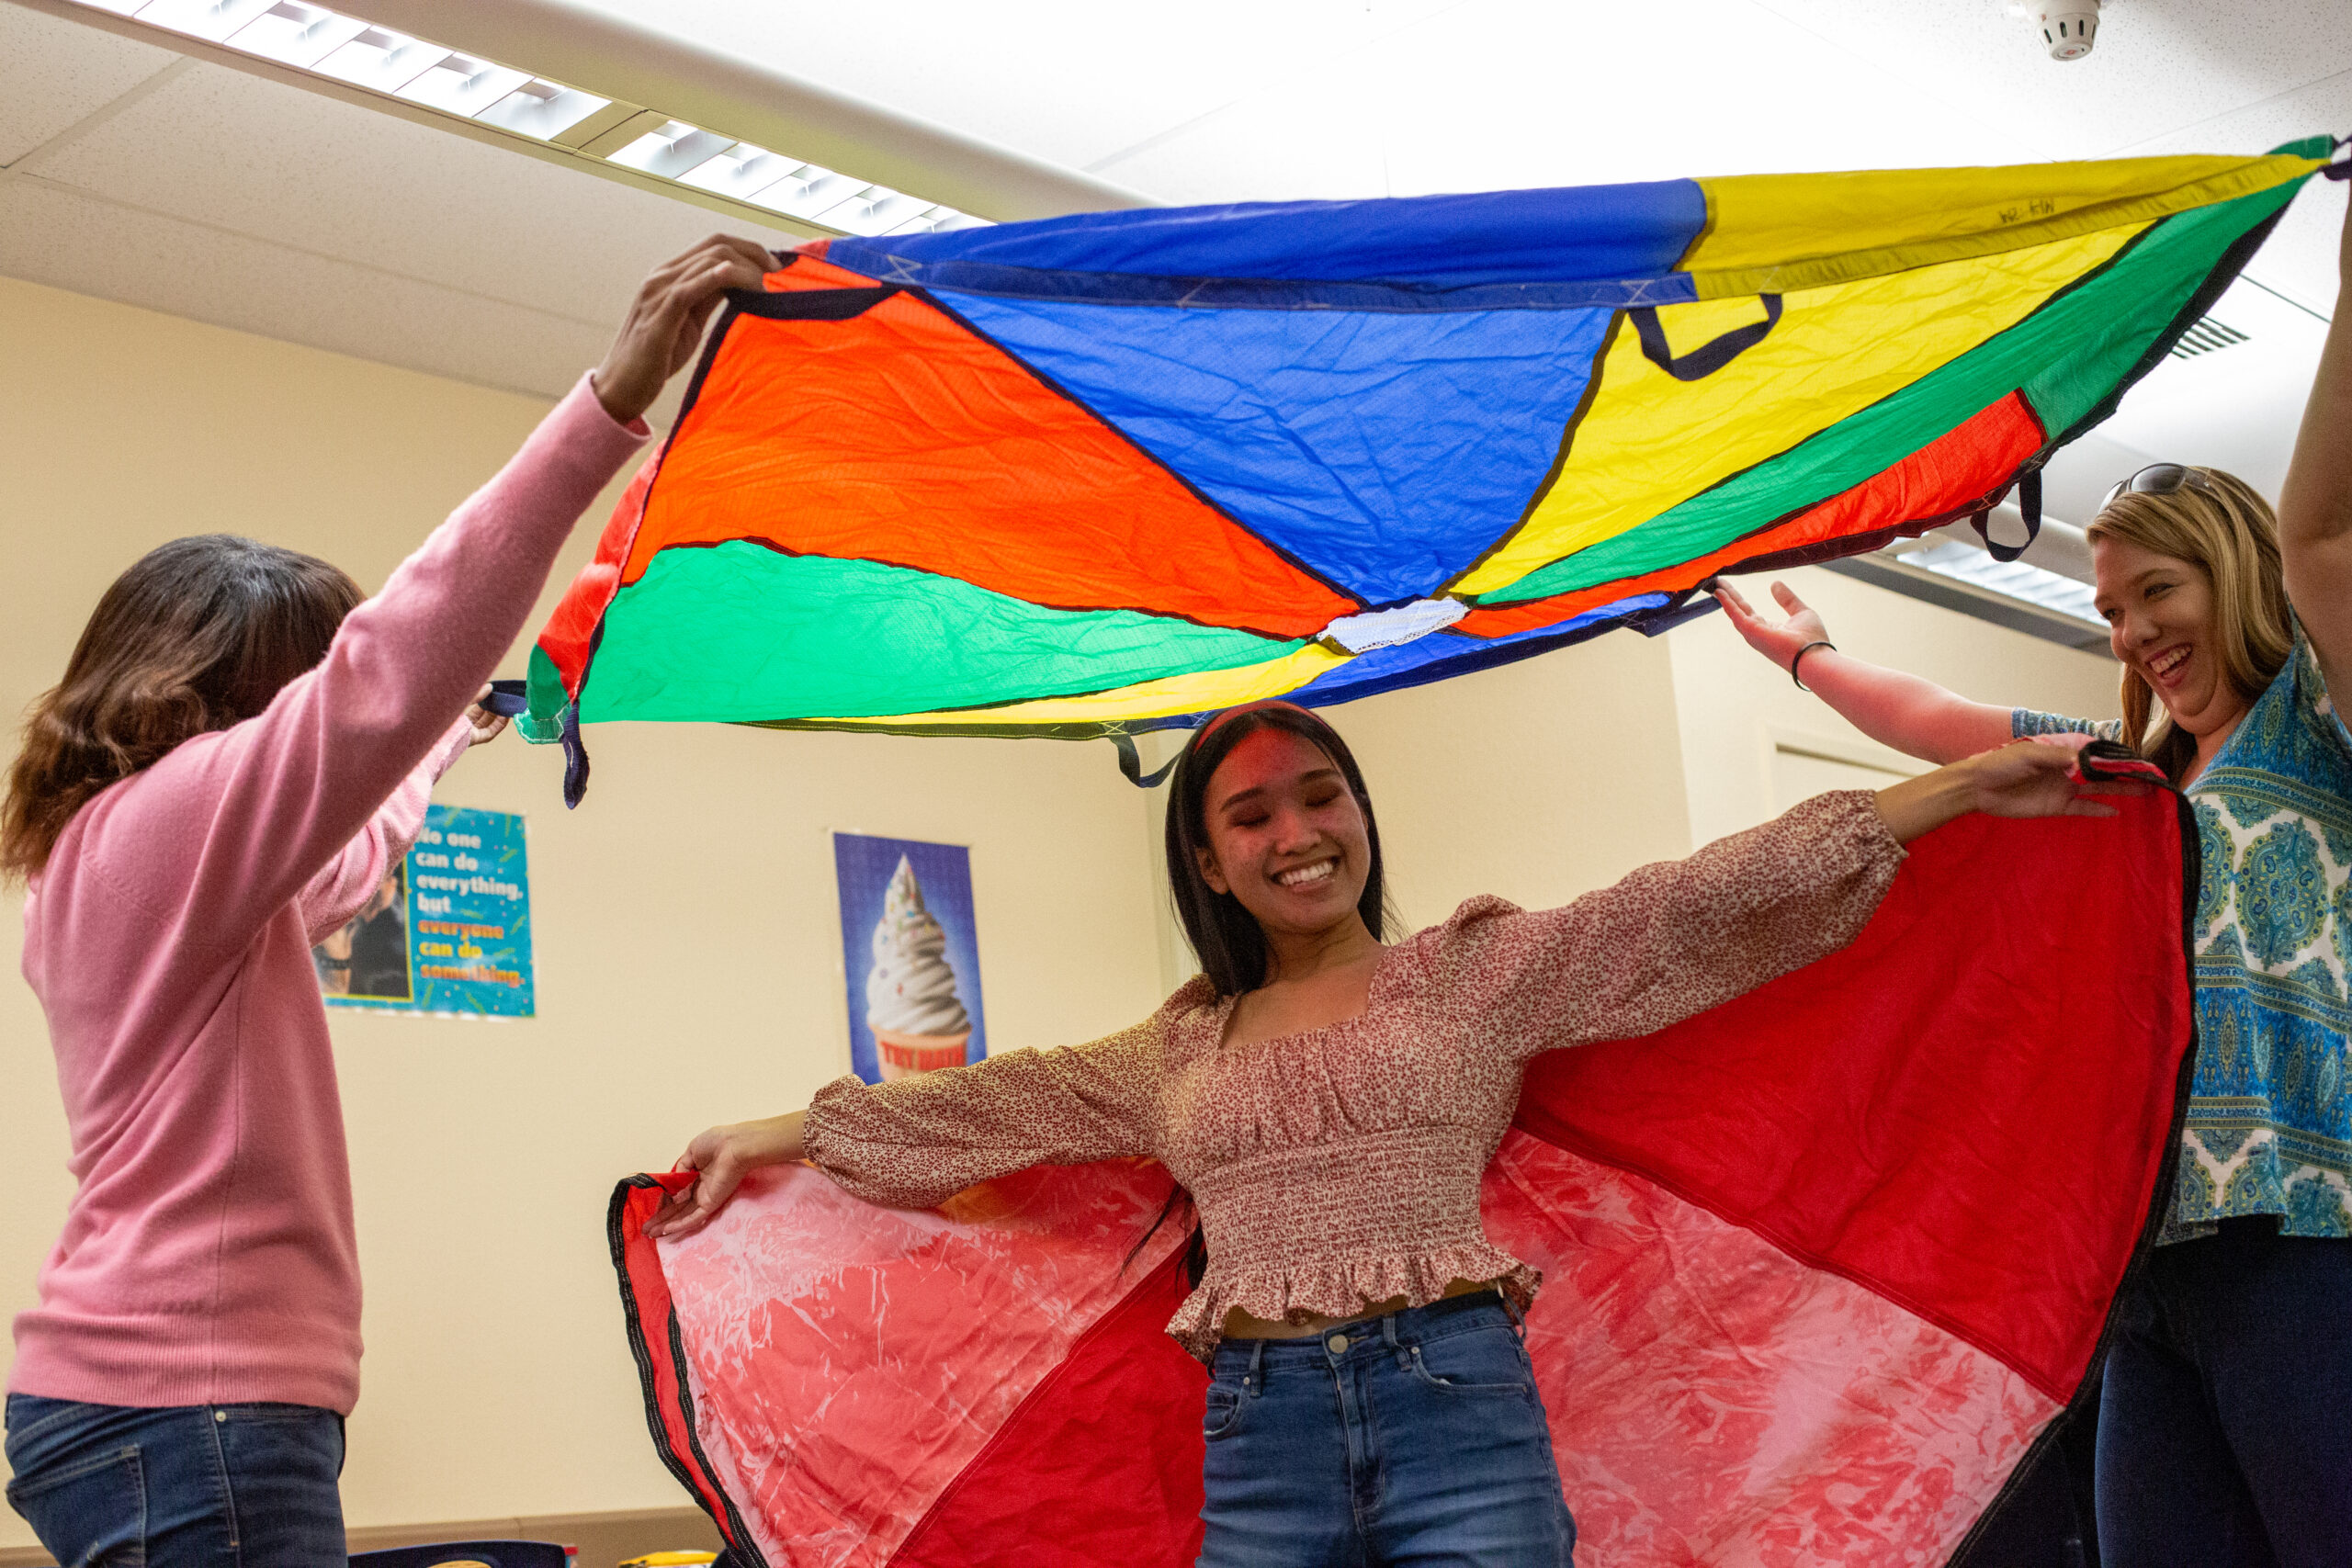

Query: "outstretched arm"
left=1435, top=741, right=2135, bottom=1062
left=2279, top=189, right=2352, bottom=700
left=643, top=1015, right=1169, bottom=1240
left=1713, top=580, right=2017, bottom=763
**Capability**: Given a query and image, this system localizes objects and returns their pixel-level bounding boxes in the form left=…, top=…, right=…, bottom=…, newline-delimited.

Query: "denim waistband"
left=1212, top=1290, right=1515, bottom=1376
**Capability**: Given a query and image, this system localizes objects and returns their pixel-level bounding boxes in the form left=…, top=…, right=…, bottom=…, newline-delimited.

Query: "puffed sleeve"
left=800, top=1010, right=1171, bottom=1209
left=1422, top=789, right=1906, bottom=1061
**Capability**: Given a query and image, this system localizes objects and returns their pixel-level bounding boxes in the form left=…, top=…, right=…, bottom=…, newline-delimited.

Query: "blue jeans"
left=5, top=1394, right=345, bottom=1568
left=2097, top=1218, right=2352, bottom=1567
left=1200, top=1295, right=1576, bottom=1567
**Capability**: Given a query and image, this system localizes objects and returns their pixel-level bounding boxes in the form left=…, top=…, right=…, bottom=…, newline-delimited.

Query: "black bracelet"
left=1790, top=639, right=1837, bottom=692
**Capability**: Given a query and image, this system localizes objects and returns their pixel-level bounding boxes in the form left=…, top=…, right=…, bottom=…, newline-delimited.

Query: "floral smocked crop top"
left=801, top=790, right=1905, bottom=1360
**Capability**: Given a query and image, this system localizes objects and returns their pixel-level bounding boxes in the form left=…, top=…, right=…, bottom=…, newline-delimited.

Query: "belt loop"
left=1382, top=1313, right=1401, bottom=1350
left=1500, top=1290, right=1526, bottom=1338
left=1246, top=1336, right=1267, bottom=1395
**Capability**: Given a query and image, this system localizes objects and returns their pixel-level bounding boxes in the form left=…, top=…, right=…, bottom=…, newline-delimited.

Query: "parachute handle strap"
left=1971, top=468, right=2043, bottom=563
left=483, top=678, right=593, bottom=807
left=481, top=678, right=529, bottom=718
left=1112, top=733, right=1182, bottom=789
left=1628, top=293, right=1784, bottom=382
left=2326, top=134, right=2351, bottom=181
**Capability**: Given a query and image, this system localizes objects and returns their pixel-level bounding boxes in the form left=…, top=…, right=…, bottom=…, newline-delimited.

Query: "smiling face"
left=2092, top=533, right=2251, bottom=743
left=1193, top=727, right=1373, bottom=943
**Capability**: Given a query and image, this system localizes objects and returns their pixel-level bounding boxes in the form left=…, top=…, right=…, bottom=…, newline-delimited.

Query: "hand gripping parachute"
left=610, top=778, right=2197, bottom=1567
left=527, top=141, right=2335, bottom=801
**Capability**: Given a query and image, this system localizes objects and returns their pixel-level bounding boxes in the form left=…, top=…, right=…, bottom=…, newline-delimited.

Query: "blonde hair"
left=2086, top=468, right=2290, bottom=784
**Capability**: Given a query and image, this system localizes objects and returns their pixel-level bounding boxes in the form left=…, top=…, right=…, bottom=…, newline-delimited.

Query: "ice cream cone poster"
left=832, top=833, right=987, bottom=1084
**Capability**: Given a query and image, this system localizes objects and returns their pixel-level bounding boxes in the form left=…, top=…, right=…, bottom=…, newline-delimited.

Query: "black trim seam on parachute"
left=605, top=1177, right=761, bottom=1563
left=1940, top=753, right=2201, bottom=1568
left=621, top=532, right=1311, bottom=645
left=730, top=592, right=1719, bottom=750
left=560, top=284, right=1330, bottom=785
left=725, top=284, right=902, bottom=321
left=1441, top=309, right=1633, bottom=596
left=563, top=288, right=750, bottom=745
left=1667, top=393, right=2056, bottom=588
left=914, top=286, right=1368, bottom=611
left=2045, top=197, right=2301, bottom=456
left=667, top=1306, right=766, bottom=1563
left=888, top=1236, right=1198, bottom=1560
left=1452, top=212, right=2173, bottom=613
left=828, top=254, right=1701, bottom=314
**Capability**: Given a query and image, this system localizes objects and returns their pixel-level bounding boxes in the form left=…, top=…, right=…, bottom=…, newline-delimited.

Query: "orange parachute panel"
left=624, top=289, right=1355, bottom=640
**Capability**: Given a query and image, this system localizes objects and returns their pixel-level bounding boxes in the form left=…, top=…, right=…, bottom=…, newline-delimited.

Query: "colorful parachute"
left=526, top=141, right=2332, bottom=790
left=608, top=784, right=2195, bottom=1567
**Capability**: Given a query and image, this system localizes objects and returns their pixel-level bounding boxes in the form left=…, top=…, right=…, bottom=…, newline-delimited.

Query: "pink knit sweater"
left=804, top=790, right=1905, bottom=1360
left=11, top=376, right=644, bottom=1414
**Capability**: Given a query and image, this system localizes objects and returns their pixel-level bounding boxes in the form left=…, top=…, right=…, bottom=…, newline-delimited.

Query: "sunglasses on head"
left=2102, top=463, right=2210, bottom=509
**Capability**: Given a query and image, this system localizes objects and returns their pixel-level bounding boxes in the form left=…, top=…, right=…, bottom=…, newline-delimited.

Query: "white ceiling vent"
left=2170, top=316, right=2251, bottom=359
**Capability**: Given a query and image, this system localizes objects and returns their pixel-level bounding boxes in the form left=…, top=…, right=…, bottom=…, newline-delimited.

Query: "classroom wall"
left=1668, top=568, right=2124, bottom=843
left=0, top=277, right=1171, bottom=1542
left=0, top=273, right=2121, bottom=1544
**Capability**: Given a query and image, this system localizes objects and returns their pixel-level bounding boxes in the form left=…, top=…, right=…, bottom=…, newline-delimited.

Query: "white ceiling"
left=1, top=0, right=2346, bottom=500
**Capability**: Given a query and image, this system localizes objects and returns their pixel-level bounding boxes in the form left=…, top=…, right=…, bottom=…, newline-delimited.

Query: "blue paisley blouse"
left=2017, top=626, right=2352, bottom=1242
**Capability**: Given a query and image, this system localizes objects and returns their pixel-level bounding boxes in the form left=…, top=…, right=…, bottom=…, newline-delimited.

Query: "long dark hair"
left=1163, top=701, right=1391, bottom=998
left=1132, top=702, right=1393, bottom=1289
left=2, top=535, right=361, bottom=880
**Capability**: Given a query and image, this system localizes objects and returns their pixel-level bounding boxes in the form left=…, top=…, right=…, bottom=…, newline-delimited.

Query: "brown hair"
left=1, top=536, right=362, bottom=880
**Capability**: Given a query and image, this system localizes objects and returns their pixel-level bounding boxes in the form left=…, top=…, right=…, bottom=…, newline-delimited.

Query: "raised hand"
left=1713, top=580, right=1832, bottom=674
left=592, top=235, right=777, bottom=426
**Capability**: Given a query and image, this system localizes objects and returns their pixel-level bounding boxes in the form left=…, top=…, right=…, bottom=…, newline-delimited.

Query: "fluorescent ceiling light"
left=312, top=26, right=446, bottom=92
left=394, top=53, right=531, bottom=118
left=54, top=0, right=985, bottom=238
left=607, top=119, right=736, bottom=180
left=474, top=80, right=611, bottom=141
left=227, top=4, right=368, bottom=68
left=138, top=0, right=276, bottom=41
left=1900, top=540, right=2104, bottom=626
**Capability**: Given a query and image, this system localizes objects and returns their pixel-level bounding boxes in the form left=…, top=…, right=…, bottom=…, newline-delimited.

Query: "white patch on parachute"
left=1321, top=597, right=1468, bottom=655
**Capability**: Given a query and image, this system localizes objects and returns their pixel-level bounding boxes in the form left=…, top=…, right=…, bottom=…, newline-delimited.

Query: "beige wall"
left=1669, top=568, right=2123, bottom=844
left=0, top=277, right=1169, bottom=1543
left=0, top=272, right=2122, bottom=1545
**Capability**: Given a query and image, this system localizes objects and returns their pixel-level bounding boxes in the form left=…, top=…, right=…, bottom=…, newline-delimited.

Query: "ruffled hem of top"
left=1165, top=1243, right=1542, bottom=1362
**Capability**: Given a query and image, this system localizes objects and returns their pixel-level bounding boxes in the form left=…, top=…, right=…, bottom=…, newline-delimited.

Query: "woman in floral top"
left=1714, top=194, right=2352, bottom=1567
left=645, top=699, right=2110, bottom=1567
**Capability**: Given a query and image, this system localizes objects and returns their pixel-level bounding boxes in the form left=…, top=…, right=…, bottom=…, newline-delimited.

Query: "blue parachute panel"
left=829, top=181, right=1709, bottom=291
left=939, top=291, right=1615, bottom=605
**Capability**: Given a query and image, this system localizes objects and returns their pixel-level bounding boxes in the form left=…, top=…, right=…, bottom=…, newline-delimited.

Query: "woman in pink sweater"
left=649, top=700, right=2126, bottom=1566
left=3, top=235, right=773, bottom=1568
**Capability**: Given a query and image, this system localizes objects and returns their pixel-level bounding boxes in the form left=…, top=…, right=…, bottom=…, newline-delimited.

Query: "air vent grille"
left=2171, top=316, right=2250, bottom=359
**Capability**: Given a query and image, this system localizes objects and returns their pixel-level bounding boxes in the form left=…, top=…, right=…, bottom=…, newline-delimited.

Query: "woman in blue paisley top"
left=1712, top=193, right=2352, bottom=1566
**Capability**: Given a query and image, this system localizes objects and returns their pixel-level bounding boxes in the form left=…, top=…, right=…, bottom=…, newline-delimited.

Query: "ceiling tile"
left=31, top=61, right=801, bottom=323
left=0, top=177, right=605, bottom=398
left=2120, top=67, right=2352, bottom=316
left=568, top=0, right=1465, bottom=177
left=0, top=3, right=179, bottom=165
left=1748, top=0, right=2352, bottom=161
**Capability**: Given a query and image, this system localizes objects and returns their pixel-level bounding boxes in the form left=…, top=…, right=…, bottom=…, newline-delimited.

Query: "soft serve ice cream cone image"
left=865, top=854, right=973, bottom=1080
